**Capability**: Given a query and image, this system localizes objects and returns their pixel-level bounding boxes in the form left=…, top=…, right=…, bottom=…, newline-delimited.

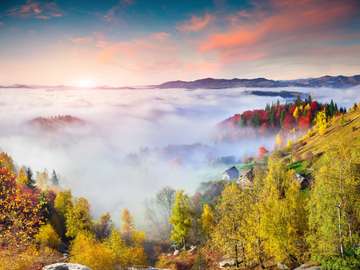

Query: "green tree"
left=169, top=191, right=192, bottom=248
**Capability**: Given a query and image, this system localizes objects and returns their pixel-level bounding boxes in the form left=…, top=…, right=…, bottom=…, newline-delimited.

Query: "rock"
left=42, top=263, right=91, bottom=270
left=173, top=249, right=179, bottom=256
left=219, top=259, right=236, bottom=268
left=277, top=262, right=289, bottom=270
left=293, top=263, right=321, bottom=270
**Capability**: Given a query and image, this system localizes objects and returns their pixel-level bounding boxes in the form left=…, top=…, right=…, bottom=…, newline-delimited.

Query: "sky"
left=0, top=0, right=360, bottom=86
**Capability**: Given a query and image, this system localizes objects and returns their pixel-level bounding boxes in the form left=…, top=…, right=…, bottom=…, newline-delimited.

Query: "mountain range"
left=1, top=74, right=360, bottom=90
left=157, top=74, right=360, bottom=89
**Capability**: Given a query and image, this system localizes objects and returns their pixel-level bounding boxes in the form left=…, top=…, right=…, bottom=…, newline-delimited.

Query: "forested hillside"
left=0, top=102, right=359, bottom=270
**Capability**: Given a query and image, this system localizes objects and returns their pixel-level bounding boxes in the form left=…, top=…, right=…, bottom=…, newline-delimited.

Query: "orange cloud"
left=199, top=0, right=358, bottom=62
left=7, top=0, right=63, bottom=20
left=177, top=13, right=214, bottom=33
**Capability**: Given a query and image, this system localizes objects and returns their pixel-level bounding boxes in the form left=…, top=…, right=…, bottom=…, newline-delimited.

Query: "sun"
left=74, top=79, right=96, bottom=88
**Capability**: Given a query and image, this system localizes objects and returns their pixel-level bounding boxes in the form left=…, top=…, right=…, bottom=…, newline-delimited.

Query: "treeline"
left=219, top=98, right=345, bottom=141
left=0, top=154, right=147, bottom=270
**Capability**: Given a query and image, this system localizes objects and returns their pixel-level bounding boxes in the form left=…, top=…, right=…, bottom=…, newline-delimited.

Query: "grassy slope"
left=289, top=109, right=360, bottom=162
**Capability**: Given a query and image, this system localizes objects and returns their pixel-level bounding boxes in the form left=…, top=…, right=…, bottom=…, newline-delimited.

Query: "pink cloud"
left=94, top=32, right=183, bottom=72
left=177, top=13, right=214, bottom=33
left=199, top=0, right=358, bottom=62
left=8, top=0, right=63, bottom=20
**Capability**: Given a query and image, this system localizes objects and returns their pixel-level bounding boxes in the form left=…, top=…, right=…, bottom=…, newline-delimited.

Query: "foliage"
left=69, top=232, right=116, bottom=270
left=315, top=110, right=328, bottom=135
left=65, top=197, right=93, bottom=238
left=35, top=223, right=61, bottom=249
left=0, top=246, right=61, bottom=270
left=307, top=143, right=360, bottom=261
left=259, top=156, right=308, bottom=266
left=170, top=191, right=193, bottom=248
left=200, top=204, right=214, bottom=238
left=0, top=167, right=43, bottom=245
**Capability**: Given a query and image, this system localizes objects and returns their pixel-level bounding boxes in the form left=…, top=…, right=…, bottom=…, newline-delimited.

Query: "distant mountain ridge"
left=2, top=74, right=360, bottom=90
left=157, top=74, right=360, bottom=89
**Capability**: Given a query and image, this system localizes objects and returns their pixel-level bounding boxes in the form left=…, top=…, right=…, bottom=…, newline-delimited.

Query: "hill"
left=286, top=106, right=360, bottom=161
left=158, top=74, right=360, bottom=89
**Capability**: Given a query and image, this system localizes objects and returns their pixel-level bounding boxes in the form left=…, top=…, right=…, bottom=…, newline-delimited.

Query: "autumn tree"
left=212, top=183, right=252, bottom=267
left=258, top=155, right=308, bottom=266
left=121, top=208, right=134, bottom=242
left=307, top=143, right=360, bottom=262
left=35, top=223, right=61, bottom=249
left=69, top=232, right=116, bottom=270
left=16, top=166, right=28, bottom=185
left=315, top=110, right=327, bottom=135
left=200, top=204, right=214, bottom=239
left=0, top=167, right=43, bottom=245
left=65, top=197, right=93, bottom=238
left=94, top=212, right=112, bottom=241
left=0, top=152, right=15, bottom=173
left=169, top=191, right=193, bottom=249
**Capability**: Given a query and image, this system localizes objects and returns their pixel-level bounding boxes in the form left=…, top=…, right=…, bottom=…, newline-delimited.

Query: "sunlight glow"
left=74, top=79, right=96, bottom=88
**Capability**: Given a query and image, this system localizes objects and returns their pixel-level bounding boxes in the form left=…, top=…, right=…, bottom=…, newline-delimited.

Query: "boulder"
left=219, top=259, right=236, bottom=268
left=42, top=263, right=91, bottom=270
left=293, top=264, right=321, bottom=270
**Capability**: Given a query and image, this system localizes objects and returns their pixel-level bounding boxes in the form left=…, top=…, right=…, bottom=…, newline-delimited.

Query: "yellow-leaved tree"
left=307, top=143, right=360, bottom=261
left=315, top=110, right=327, bottom=135
left=169, top=191, right=193, bottom=249
left=35, top=223, right=61, bottom=249
left=200, top=203, right=214, bottom=238
left=65, top=197, right=93, bottom=238
left=258, top=155, right=308, bottom=267
left=69, top=232, right=116, bottom=270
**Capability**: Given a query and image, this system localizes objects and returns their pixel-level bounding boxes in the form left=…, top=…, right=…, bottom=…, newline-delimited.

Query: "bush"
left=320, top=248, right=360, bottom=270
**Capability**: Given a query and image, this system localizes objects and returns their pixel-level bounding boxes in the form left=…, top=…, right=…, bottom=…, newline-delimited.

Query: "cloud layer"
left=1, top=85, right=360, bottom=225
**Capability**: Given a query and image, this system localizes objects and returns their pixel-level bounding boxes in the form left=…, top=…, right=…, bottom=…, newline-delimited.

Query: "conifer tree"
left=50, top=170, right=59, bottom=186
left=25, top=167, right=36, bottom=188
